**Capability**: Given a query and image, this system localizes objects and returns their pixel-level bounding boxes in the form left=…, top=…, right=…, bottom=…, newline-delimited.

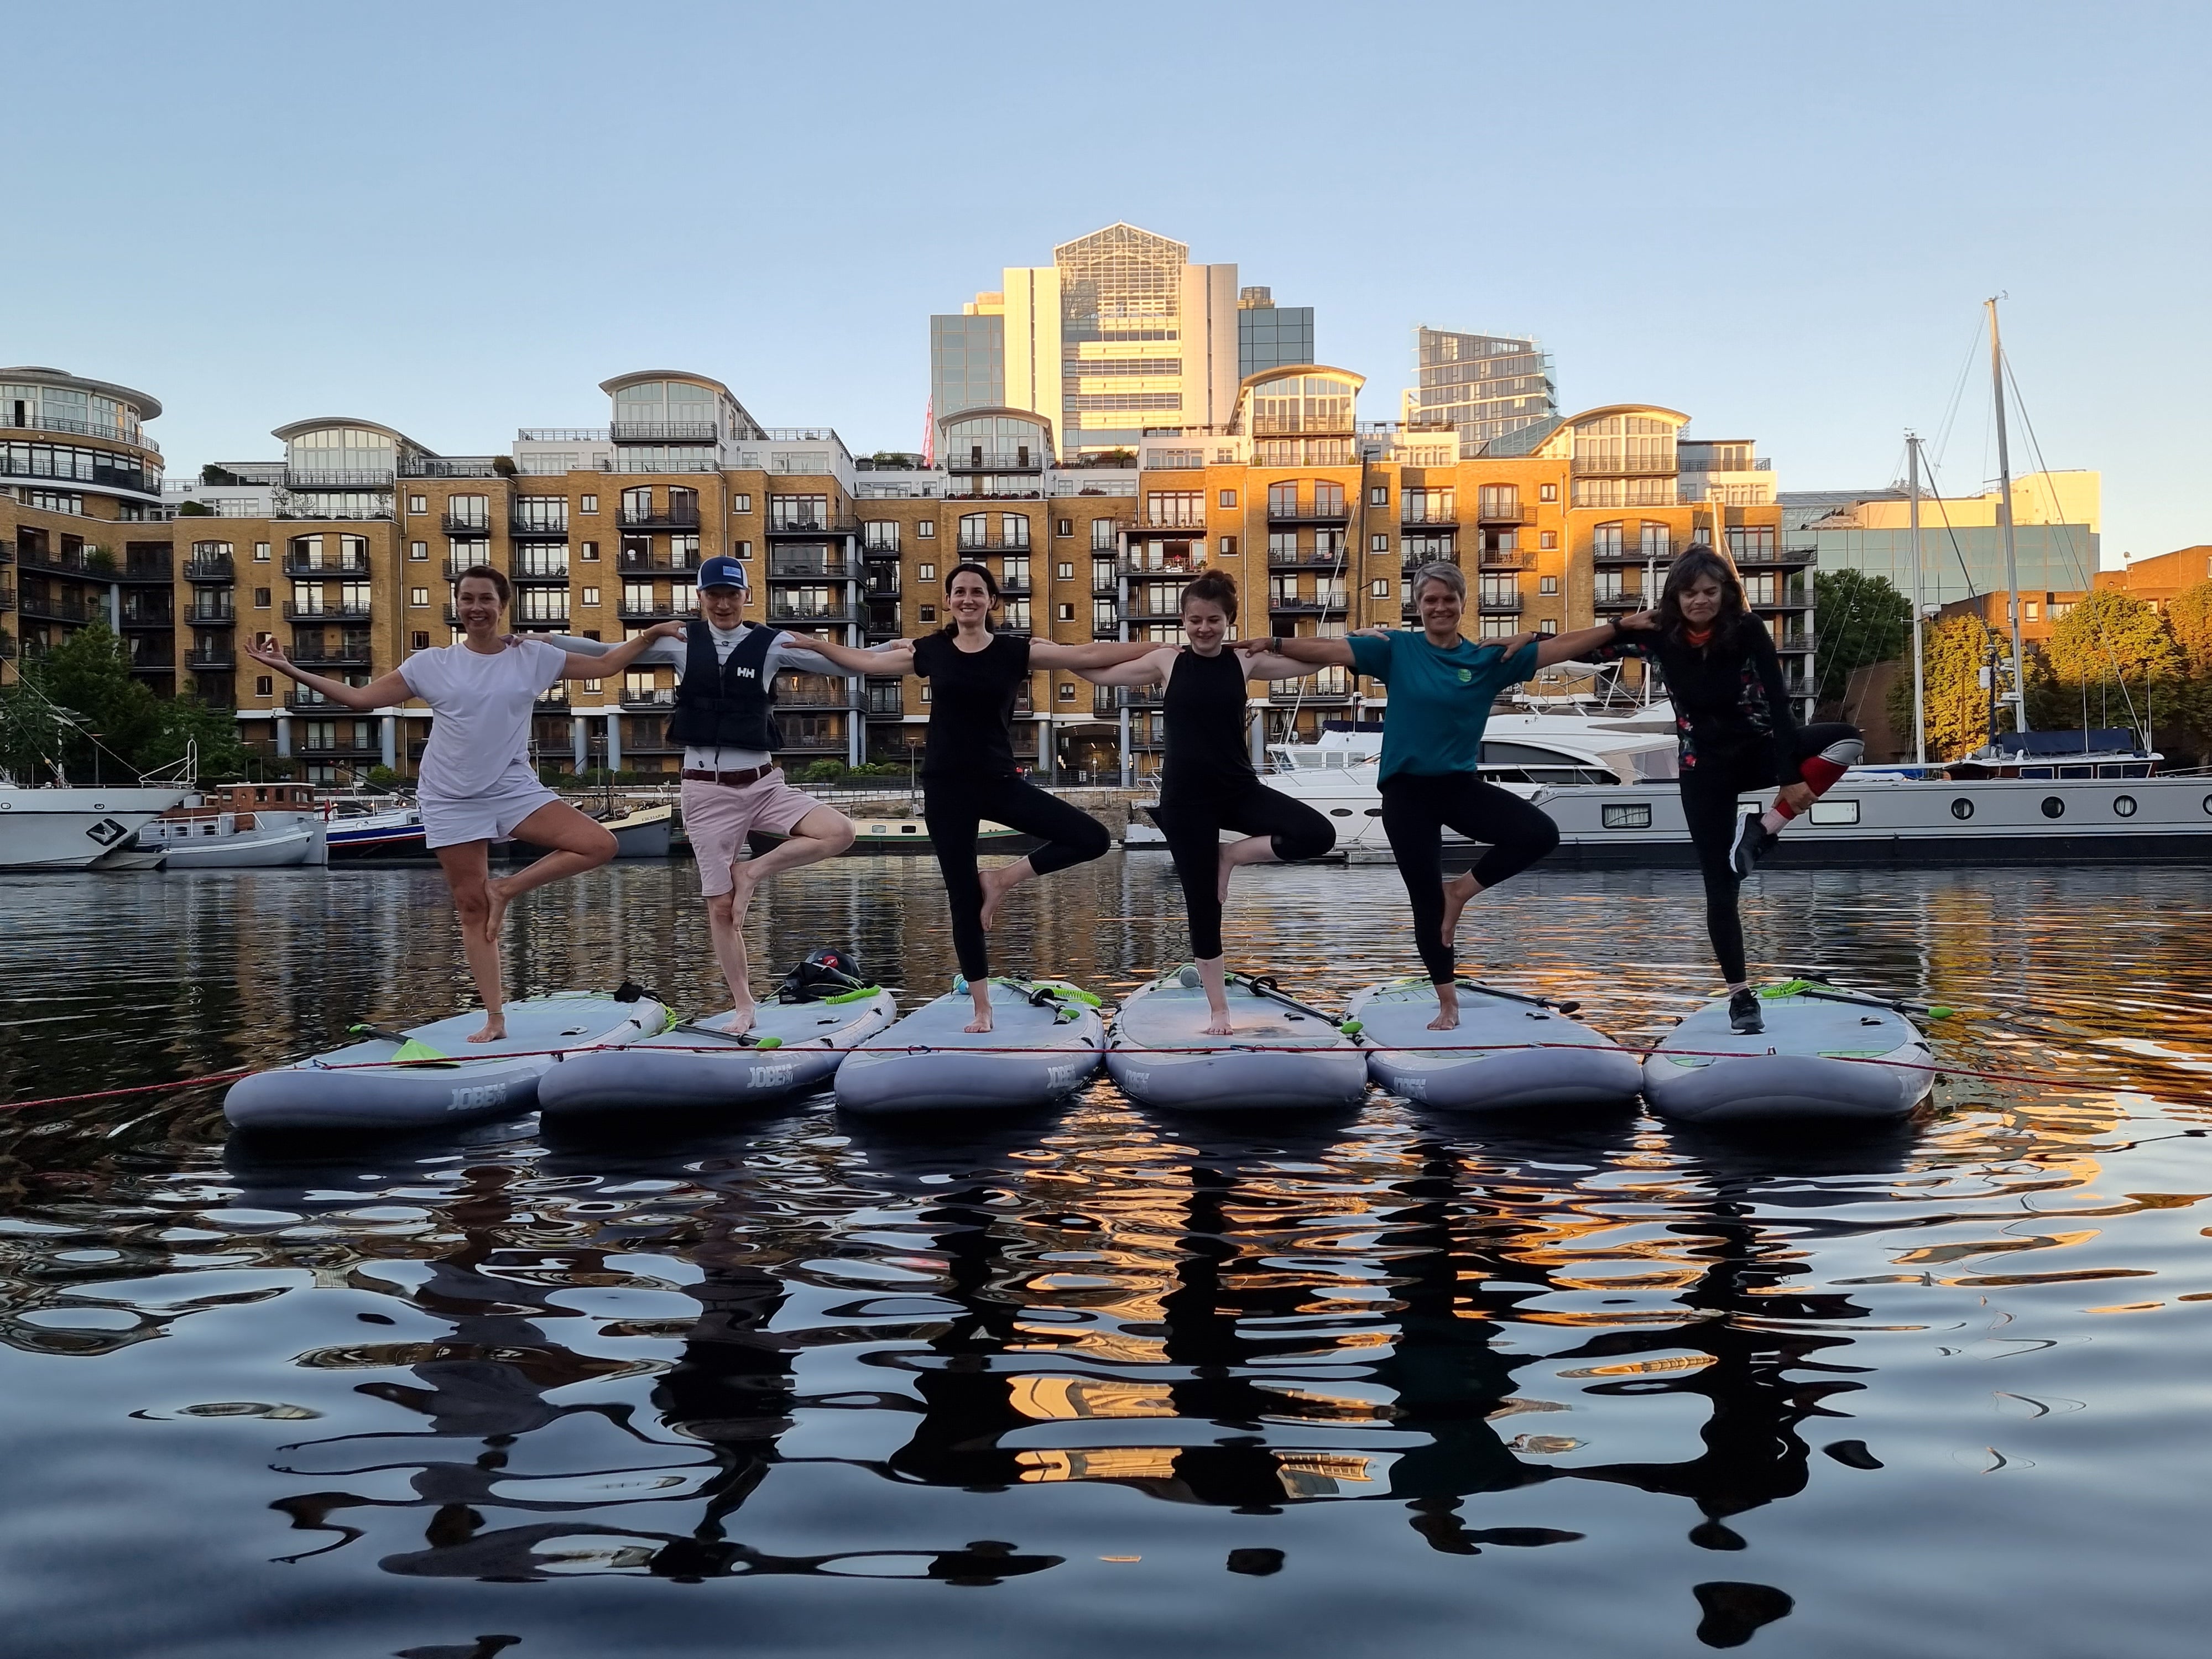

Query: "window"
left=731, top=493, right=751, bottom=513
left=1478, top=485, right=1520, bottom=521
left=1601, top=802, right=1652, bottom=829
left=1639, top=521, right=1671, bottom=559
left=580, top=495, right=598, bottom=514
left=254, top=542, right=270, bottom=562
left=254, top=588, right=270, bottom=608
left=1540, top=531, right=1558, bottom=550
left=1314, top=482, right=1345, bottom=517
left=1539, top=483, right=1558, bottom=502
left=1091, top=520, right=1115, bottom=551
left=581, top=540, right=599, bottom=561
left=1809, top=800, right=1860, bottom=825
left=1056, top=518, right=1074, bottom=538
left=411, top=632, right=430, bottom=651
left=1056, top=561, right=1073, bottom=581
left=1058, top=682, right=1076, bottom=701
left=408, top=495, right=427, bottom=515
left=256, top=676, right=273, bottom=697
left=620, top=486, right=653, bottom=522
left=1540, top=619, right=1558, bottom=634
left=1057, top=603, right=1074, bottom=622
left=410, top=587, right=429, bottom=607
left=1592, top=521, right=1625, bottom=556
left=863, top=521, right=900, bottom=552
left=1479, top=617, right=1520, bottom=638
left=515, top=497, right=568, bottom=533
left=1219, top=489, right=1238, bottom=508
left=446, top=494, right=491, bottom=530
left=2023, top=601, right=2040, bottom=620
left=1371, top=534, right=1390, bottom=552
left=1726, top=525, right=1778, bottom=558
left=916, top=520, right=935, bottom=538
left=581, top=587, right=599, bottom=607
left=1001, top=597, right=1032, bottom=630
left=1220, top=536, right=1238, bottom=557
left=770, top=494, right=828, bottom=531
left=1540, top=575, right=1559, bottom=595
left=917, top=563, right=935, bottom=582
left=583, top=679, right=600, bottom=693
left=919, top=604, right=937, bottom=623
left=409, top=541, right=428, bottom=561
left=1371, top=578, right=1390, bottom=597
left=734, top=541, right=752, bottom=558
left=1146, top=491, right=1203, bottom=527
left=1370, top=486, right=1388, bottom=506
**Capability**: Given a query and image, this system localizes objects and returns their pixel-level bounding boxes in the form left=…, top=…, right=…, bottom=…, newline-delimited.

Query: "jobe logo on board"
left=748, top=1062, right=795, bottom=1087
left=1046, top=1062, right=1079, bottom=1087
left=447, top=1082, right=509, bottom=1110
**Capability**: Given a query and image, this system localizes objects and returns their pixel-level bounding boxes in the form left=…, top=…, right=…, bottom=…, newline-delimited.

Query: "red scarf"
left=1682, top=623, right=1716, bottom=649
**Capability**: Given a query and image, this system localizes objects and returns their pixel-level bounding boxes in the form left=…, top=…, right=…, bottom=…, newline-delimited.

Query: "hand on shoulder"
left=1618, top=609, right=1661, bottom=631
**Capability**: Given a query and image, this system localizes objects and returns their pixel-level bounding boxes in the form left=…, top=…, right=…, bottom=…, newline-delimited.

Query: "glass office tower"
left=1404, top=327, right=1558, bottom=455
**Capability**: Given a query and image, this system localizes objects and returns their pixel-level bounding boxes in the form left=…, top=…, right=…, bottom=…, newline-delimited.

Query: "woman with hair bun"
left=805, top=561, right=1152, bottom=1031
left=1250, top=561, right=1623, bottom=1029
left=1084, top=570, right=1337, bottom=1035
left=1600, top=545, right=1863, bottom=1033
left=243, top=564, right=684, bottom=1041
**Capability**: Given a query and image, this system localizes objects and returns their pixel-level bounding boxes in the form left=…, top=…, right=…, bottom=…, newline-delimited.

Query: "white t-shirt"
left=399, top=637, right=568, bottom=801
left=549, top=625, right=842, bottom=771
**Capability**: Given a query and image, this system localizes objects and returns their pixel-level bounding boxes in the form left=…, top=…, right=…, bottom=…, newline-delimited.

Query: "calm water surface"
left=3, top=857, right=2211, bottom=1658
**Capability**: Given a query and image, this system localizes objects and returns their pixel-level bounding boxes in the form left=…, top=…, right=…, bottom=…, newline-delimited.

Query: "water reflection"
left=2, top=862, right=2210, bottom=1654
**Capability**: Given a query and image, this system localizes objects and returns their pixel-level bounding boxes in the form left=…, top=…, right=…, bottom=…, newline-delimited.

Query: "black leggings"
left=1150, top=780, right=1335, bottom=960
left=1379, top=773, right=1561, bottom=984
left=925, top=774, right=1111, bottom=981
left=1679, top=722, right=1861, bottom=984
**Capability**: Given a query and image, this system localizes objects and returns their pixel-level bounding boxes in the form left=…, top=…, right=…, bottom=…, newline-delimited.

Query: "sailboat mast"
left=1986, top=296, right=2031, bottom=731
left=1907, top=433, right=1927, bottom=765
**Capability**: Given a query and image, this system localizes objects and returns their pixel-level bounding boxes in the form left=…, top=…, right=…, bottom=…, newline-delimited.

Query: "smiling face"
left=1415, top=576, right=1464, bottom=640
left=946, top=567, right=996, bottom=627
left=454, top=574, right=505, bottom=635
left=1181, top=597, right=1230, bottom=653
left=1678, top=573, right=1725, bottom=628
left=700, top=584, right=745, bottom=628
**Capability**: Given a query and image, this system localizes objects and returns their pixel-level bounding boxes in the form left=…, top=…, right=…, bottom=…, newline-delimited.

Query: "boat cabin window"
left=1808, top=800, right=1860, bottom=825
left=1601, top=802, right=1651, bottom=829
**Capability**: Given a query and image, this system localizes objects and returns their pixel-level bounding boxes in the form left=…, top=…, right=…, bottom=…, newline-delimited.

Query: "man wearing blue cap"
left=550, top=556, right=866, bottom=1032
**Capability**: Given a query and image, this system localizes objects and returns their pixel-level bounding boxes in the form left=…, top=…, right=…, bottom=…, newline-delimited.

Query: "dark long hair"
left=1655, top=545, right=1747, bottom=644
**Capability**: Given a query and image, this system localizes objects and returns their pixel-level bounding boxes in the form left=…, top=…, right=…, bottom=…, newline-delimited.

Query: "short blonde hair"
left=1409, top=561, right=1464, bottom=603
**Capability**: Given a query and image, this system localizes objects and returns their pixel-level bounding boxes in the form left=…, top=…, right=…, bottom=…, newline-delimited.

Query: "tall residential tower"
left=1402, top=327, right=1557, bottom=455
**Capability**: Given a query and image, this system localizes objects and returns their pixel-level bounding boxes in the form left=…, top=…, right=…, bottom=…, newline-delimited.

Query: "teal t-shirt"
left=1346, top=631, right=1541, bottom=781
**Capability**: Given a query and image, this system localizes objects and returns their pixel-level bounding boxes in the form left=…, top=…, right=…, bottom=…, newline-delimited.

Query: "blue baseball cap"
left=697, top=556, right=749, bottom=592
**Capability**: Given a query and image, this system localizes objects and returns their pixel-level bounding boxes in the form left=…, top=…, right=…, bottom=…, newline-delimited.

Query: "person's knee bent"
left=581, top=825, right=619, bottom=867
left=821, top=814, right=858, bottom=855
left=1273, top=819, right=1335, bottom=862
left=451, top=885, right=491, bottom=926
left=1522, top=811, right=1562, bottom=860
left=705, top=891, right=736, bottom=926
left=1071, top=813, right=1111, bottom=862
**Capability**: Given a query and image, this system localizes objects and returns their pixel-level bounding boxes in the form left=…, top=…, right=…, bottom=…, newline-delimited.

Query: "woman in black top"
left=1597, top=546, right=1863, bottom=1033
left=1087, top=571, right=1335, bottom=1034
left=810, top=563, right=1152, bottom=1031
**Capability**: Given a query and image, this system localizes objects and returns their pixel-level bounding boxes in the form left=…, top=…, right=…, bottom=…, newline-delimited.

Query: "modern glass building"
left=1402, top=327, right=1558, bottom=455
left=928, top=314, right=1004, bottom=426
left=1781, top=487, right=2101, bottom=606
left=1236, top=286, right=1316, bottom=379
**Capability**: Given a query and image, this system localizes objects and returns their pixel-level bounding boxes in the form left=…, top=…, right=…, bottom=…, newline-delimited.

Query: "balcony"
left=128, top=649, right=176, bottom=672
left=1573, top=455, right=1674, bottom=477
left=284, top=688, right=351, bottom=710
left=615, top=549, right=701, bottom=576
left=510, top=514, right=570, bottom=539
left=1475, top=501, right=1533, bottom=525
left=183, top=554, right=234, bottom=582
left=614, top=598, right=694, bottom=624
left=289, top=641, right=374, bottom=669
left=1593, top=591, right=1645, bottom=613
left=117, top=552, right=173, bottom=582
left=1477, top=549, right=1536, bottom=570
left=17, top=544, right=105, bottom=578
left=118, top=608, right=174, bottom=632
left=285, top=469, right=395, bottom=489
left=1, top=411, right=161, bottom=455
left=954, top=534, right=1032, bottom=553
left=283, top=549, right=370, bottom=577
left=440, top=512, right=493, bottom=536
left=763, top=517, right=857, bottom=539
left=765, top=599, right=855, bottom=624
left=775, top=679, right=859, bottom=708
left=18, top=591, right=93, bottom=624
left=995, top=575, right=1033, bottom=597
left=862, top=571, right=900, bottom=598
left=1269, top=545, right=1352, bottom=570
left=1270, top=674, right=1353, bottom=703
left=518, top=427, right=610, bottom=444
left=863, top=686, right=905, bottom=717
left=510, top=559, right=571, bottom=584
left=285, top=599, right=372, bottom=620
left=1748, top=591, right=1815, bottom=611
left=400, top=458, right=502, bottom=479
left=618, top=504, right=703, bottom=530
left=186, top=646, right=237, bottom=670
left=1401, top=508, right=1460, bottom=529
left=0, top=582, right=12, bottom=612
left=443, top=556, right=501, bottom=579
left=1591, top=545, right=1656, bottom=567
left=0, top=456, right=163, bottom=498
left=536, top=686, right=570, bottom=709
left=1137, top=513, right=1205, bottom=533
left=610, top=422, right=718, bottom=443
left=1265, top=497, right=1351, bottom=527
left=945, top=451, right=1045, bottom=473
left=861, top=539, right=901, bottom=560
left=620, top=687, right=677, bottom=709
left=1478, top=594, right=1525, bottom=614
left=1121, top=552, right=1204, bottom=578
left=296, top=736, right=383, bottom=759
left=768, top=551, right=851, bottom=580
left=1267, top=594, right=1346, bottom=617
left=1729, top=543, right=1819, bottom=571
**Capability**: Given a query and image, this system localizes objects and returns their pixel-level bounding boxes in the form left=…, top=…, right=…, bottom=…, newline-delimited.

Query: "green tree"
left=1812, top=568, right=1912, bottom=706
left=1888, top=613, right=2000, bottom=760
left=143, top=696, right=254, bottom=781
left=0, top=623, right=252, bottom=784
left=2032, top=589, right=2180, bottom=745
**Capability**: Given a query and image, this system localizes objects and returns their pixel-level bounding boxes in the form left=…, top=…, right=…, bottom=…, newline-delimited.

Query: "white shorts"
left=682, top=770, right=828, bottom=895
left=420, top=784, right=560, bottom=851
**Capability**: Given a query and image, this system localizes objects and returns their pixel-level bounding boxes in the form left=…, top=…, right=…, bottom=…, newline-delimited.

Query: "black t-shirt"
left=914, top=629, right=1031, bottom=780
left=1160, top=646, right=1256, bottom=804
left=1594, top=616, right=1798, bottom=778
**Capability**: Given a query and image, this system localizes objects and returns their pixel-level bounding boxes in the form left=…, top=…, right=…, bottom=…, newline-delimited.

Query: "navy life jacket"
left=666, top=619, right=782, bottom=751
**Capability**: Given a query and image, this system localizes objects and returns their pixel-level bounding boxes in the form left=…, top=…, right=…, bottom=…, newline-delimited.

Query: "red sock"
left=1773, top=754, right=1850, bottom=821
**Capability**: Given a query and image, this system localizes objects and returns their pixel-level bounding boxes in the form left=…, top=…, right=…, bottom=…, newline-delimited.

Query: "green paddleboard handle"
left=1924, top=1005, right=1956, bottom=1020
left=1339, top=1019, right=1363, bottom=1036
left=753, top=1036, right=782, bottom=1050
left=820, top=985, right=881, bottom=1005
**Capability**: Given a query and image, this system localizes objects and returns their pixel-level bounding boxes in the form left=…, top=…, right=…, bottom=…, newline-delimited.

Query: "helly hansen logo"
left=731, top=665, right=759, bottom=680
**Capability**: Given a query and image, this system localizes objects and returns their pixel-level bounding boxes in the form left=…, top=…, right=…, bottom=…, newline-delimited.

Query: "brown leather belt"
left=681, top=764, right=779, bottom=787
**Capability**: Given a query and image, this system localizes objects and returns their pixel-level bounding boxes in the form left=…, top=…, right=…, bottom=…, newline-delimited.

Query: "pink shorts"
left=682, top=770, right=828, bottom=895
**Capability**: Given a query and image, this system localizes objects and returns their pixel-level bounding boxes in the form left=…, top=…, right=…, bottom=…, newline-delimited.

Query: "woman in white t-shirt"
left=244, top=566, right=683, bottom=1041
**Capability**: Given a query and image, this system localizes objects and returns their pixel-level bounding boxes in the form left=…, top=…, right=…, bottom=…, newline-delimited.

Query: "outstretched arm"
left=563, top=619, right=686, bottom=679
left=807, top=635, right=915, bottom=676
left=1079, top=645, right=1176, bottom=688
left=1234, top=649, right=1337, bottom=682
left=241, top=636, right=408, bottom=711
left=1235, top=633, right=1357, bottom=669
left=1532, top=620, right=1629, bottom=670
left=1029, top=638, right=1164, bottom=678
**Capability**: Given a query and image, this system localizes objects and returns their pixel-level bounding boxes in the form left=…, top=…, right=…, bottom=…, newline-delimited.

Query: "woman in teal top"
left=1251, top=562, right=1621, bottom=1028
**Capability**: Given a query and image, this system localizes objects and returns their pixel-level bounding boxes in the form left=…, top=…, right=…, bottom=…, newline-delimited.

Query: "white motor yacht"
left=0, top=786, right=187, bottom=869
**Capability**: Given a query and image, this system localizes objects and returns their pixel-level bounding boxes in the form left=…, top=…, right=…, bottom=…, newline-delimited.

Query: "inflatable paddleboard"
left=835, top=978, right=1105, bottom=1116
left=1108, top=967, right=1366, bottom=1113
left=224, top=988, right=670, bottom=1133
left=1349, top=977, right=1644, bottom=1112
left=539, top=985, right=898, bottom=1120
left=1643, top=979, right=1936, bottom=1125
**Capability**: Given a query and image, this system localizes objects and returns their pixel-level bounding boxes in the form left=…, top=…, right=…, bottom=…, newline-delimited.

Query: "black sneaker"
left=1729, top=989, right=1765, bottom=1034
left=1729, top=811, right=1776, bottom=878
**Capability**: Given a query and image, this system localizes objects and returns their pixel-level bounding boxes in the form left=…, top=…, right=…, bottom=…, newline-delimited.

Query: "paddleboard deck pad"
left=1108, top=968, right=1366, bottom=1112
left=539, top=987, right=898, bottom=1119
left=835, top=978, right=1105, bottom=1115
left=1349, top=978, right=1643, bottom=1112
left=224, top=989, right=670, bottom=1133
left=1643, top=980, right=1936, bottom=1125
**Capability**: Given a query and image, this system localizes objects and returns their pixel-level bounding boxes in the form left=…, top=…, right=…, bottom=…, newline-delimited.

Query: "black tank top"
left=1160, top=646, right=1256, bottom=804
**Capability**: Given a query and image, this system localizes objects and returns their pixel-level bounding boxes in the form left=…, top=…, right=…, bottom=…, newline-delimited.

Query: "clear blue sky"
left=10, top=1, right=2206, bottom=566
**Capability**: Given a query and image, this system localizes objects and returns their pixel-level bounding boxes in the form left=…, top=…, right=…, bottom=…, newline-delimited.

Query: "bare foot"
left=1425, top=1008, right=1460, bottom=1031
left=1216, top=847, right=1234, bottom=906
left=1438, top=873, right=1480, bottom=951
left=723, top=1000, right=757, bottom=1037
left=964, top=1009, right=995, bottom=1034
left=468, top=1014, right=508, bottom=1044
left=978, top=867, right=1011, bottom=932
left=726, top=862, right=762, bottom=915
left=1203, top=1009, right=1235, bottom=1037
left=482, top=875, right=513, bottom=943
